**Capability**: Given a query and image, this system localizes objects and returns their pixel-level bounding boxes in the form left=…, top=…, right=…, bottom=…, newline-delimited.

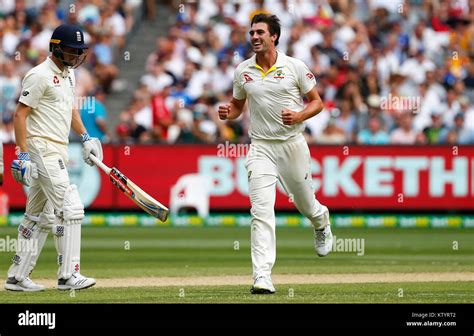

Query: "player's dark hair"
left=251, top=14, right=281, bottom=46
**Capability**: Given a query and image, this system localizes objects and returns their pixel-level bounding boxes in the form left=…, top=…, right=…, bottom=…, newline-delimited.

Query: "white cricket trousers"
left=6, top=137, right=70, bottom=281
left=26, top=137, right=70, bottom=215
left=245, top=134, right=330, bottom=279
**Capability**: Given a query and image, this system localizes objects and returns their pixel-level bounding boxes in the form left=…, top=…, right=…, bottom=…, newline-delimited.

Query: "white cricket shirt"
left=19, top=57, right=75, bottom=145
left=233, top=51, right=316, bottom=141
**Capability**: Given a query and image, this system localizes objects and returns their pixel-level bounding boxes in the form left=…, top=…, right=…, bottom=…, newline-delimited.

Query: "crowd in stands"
left=2, top=0, right=474, bottom=145
left=0, top=0, right=139, bottom=143
left=116, top=0, right=474, bottom=145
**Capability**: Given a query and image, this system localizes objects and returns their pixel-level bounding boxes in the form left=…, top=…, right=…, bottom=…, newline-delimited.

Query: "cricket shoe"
left=4, top=277, right=45, bottom=292
left=251, top=276, right=275, bottom=294
left=314, top=224, right=333, bottom=257
left=57, top=273, right=96, bottom=291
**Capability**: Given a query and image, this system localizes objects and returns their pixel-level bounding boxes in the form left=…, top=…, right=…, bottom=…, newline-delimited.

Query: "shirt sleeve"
left=18, top=71, right=47, bottom=109
left=232, top=67, right=247, bottom=100
left=296, top=60, right=317, bottom=95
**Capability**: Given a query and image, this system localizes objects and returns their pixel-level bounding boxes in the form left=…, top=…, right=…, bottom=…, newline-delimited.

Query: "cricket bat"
left=89, top=154, right=169, bottom=222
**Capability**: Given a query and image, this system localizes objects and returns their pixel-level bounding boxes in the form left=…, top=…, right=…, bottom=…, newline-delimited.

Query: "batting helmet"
left=49, top=24, right=89, bottom=68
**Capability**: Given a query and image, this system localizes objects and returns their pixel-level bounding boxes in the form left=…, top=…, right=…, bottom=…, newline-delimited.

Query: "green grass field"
left=0, top=226, right=473, bottom=303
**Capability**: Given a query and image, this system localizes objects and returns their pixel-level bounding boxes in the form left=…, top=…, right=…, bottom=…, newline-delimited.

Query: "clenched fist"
left=282, top=108, right=302, bottom=125
left=218, top=104, right=230, bottom=120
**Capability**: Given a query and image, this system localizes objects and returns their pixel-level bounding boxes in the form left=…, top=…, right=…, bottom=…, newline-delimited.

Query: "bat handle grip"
left=89, top=154, right=112, bottom=174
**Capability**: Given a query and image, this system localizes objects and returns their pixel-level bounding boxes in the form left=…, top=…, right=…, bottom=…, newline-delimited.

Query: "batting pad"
left=54, top=185, right=84, bottom=280
left=8, top=220, right=48, bottom=282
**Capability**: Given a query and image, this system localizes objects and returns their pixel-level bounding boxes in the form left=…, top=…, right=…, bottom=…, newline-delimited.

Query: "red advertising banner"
left=4, top=144, right=474, bottom=211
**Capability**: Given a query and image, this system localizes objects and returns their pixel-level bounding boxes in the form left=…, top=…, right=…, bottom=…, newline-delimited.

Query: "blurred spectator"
left=75, top=64, right=96, bottom=97
left=151, top=86, right=174, bottom=142
left=441, top=87, right=462, bottom=127
left=400, top=49, right=436, bottom=85
left=463, top=56, right=474, bottom=90
left=333, top=100, right=357, bottom=143
left=414, top=131, right=428, bottom=145
left=315, top=27, right=343, bottom=66
left=210, top=58, right=234, bottom=95
left=91, top=33, right=119, bottom=93
left=0, top=60, right=21, bottom=124
left=439, top=112, right=474, bottom=144
left=133, top=94, right=153, bottom=134
left=390, top=112, right=416, bottom=144
left=413, top=82, right=442, bottom=132
left=357, top=117, right=390, bottom=144
left=80, top=88, right=108, bottom=142
left=141, top=62, right=174, bottom=95
left=463, top=96, right=474, bottom=131
left=116, top=99, right=151, bottom=144
left=423, top=109, right=446, bottom=144
left=98, top=1, right=127, bottom=49
left=1, top=14, right=21, bottom=56
left=174, top=109, right=209, bottom=144
left=308, top=45, right=330, bottom=76
left=358, top=94, right=394, bottom=135
left=0, top=121, right=15, bottom=144
left=316, top=118, right=346, bottom=144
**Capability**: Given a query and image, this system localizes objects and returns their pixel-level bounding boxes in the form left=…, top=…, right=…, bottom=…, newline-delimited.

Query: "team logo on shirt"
left=274, top=69, right=285, bottom=79
left=306, top=72, right=314, bottom=80
left=243, top=73, right=253, bottom=82
left=22, top=90, right=29, bottom=96
left=53, top=75, right=60, bottom=85
left=68, top=76, right=73, bottom=87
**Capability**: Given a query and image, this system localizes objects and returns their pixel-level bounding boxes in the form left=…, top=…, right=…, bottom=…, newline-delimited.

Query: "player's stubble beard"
left=252, top=34, right=276, bottom=62
left=253, top=40, right=277, bottom=66
left=252, top=38, right=268, bottom=55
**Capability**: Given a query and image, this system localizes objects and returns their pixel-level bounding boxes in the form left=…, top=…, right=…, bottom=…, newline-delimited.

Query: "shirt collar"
left=47, top=57, right=69, bottom=77
left=250, top=50, right=286, bottom=69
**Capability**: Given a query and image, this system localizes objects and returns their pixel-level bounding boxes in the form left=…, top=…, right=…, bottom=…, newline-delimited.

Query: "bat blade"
left=90, top=154, right=169, bottom=222
left=109, top=167, right=169, bottom=222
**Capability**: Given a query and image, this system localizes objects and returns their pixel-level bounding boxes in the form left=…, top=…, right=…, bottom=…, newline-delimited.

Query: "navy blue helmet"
left=49, top=24, right=89, bottom=68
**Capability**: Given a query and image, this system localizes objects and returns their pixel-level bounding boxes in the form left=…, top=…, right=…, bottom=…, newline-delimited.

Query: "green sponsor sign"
left=1, top=214, right=474, bottom=228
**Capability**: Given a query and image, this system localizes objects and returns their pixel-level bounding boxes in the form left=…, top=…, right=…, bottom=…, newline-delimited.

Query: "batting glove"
left=11, top=152, right=38, bottom=187
left=81, top=133, right=103, bottom=166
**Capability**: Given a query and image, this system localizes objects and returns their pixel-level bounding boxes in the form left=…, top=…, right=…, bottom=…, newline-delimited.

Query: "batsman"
left=5, top=24, right=103, bottom=291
